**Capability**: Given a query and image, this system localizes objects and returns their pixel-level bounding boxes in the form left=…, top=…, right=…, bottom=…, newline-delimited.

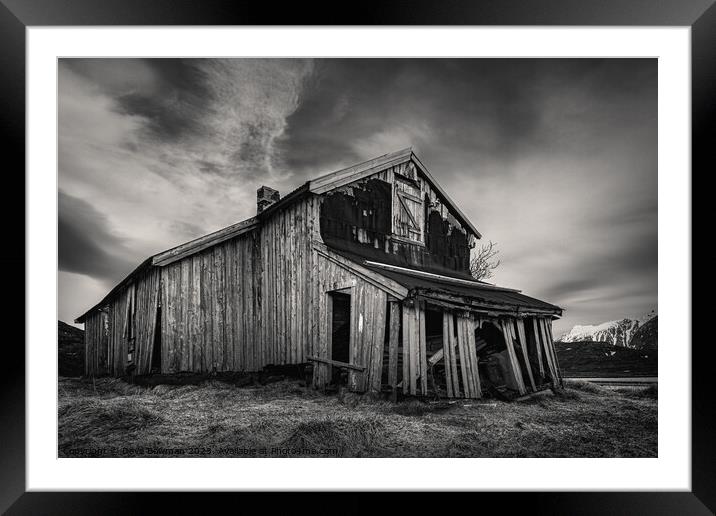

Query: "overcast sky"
left=58, top=58, right=657, bottom=336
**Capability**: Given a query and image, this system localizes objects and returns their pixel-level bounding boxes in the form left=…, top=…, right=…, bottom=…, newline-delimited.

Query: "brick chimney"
left=257, top=186, right=280, bottom=214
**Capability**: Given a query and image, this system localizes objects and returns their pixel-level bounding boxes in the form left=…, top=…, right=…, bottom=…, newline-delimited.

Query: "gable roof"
left=308, top=148, right=482, bottom=238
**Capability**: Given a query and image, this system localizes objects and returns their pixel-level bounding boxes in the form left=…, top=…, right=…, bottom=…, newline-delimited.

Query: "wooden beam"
left=409, top=303, right=418, bottom=395
left=152, top=218, right=258, bottom=266
left=532, top=318, right=545, bottom=378
left=388, top=301, right=400, bottom=392
left=456, top=315, right=472, bottom=398
left=515, top=318, right=537, bottom=392
left=418, top=301, right=428, bottom=395
left=501, top=319, right=527, bottom=396
left=402, top=303, right=410, bottom=395
left=363, top=261, right=521, bottom=293
left=307, top=355, right=365, bottom=372
left=465, top=315, right=482, bottom=398
left=447, top=312, right=460, bottom=397
left=539, top=318, right=559, bottom=385
left=314, top=242, right=409, bottom=299
left=537, top=318, right=557, bottom=384
left=544, top=320, right=564, bottom=387
left=442, top=312, right=454, bottom=398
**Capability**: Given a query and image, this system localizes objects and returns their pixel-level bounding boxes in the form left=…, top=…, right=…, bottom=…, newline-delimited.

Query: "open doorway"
left=330, top=292, right=351, bottom=385
left=475, top=322, right=520, bottom=396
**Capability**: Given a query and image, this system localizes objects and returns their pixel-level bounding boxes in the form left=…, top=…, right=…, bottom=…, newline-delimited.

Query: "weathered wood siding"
left=105, top=287, right=130, bottom=376
left=312, top=251, right=388, bottom=392
left=133, top=268, right=161, bottom=375
left=258, top=196, right=319, bottom=368
left=159, top=231, right=260, bottom=373
left=83, top=311, right=108, bottom=376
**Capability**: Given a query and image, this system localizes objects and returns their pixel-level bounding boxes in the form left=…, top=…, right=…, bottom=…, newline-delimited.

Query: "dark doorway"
left=475, top=322, right=519, bottom=394
left=330, top=292, right=351, bottom=384
left=151, top=306, right=162, bottom=373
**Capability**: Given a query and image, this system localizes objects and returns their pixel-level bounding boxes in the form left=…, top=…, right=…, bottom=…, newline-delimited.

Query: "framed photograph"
left=4, top=0, right=710, bottom=512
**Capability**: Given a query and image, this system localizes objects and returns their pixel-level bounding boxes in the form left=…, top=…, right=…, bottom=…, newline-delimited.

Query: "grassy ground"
left=58, top=377, right=657, bottom=458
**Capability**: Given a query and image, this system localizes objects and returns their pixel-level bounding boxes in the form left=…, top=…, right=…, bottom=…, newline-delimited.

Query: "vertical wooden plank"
left=272, top=216, right=279, bottom=366
left=348, top=285, right=361, bottom=391
left=388, top=301, right=400, bottom=392
left=515, top=319, right=537, bottom=392
left=361, top=287, right=373, bottom=391
left=544, top=319, right=562, bottom=385
left=515, top=318, right=536, bottom=392
left=465, top=316, right=481, bottom=398
left=313, top=265, right=326, bottom=389
left=407, top=303, right=418, bottom=395
left=291, top=205, right=298, bottom=365
left=370, top=290, right=387, bottom=392
left=464, top=316, right=478, bottom=398
left=418, top=301, right=427, bottom=395
left=501, top=319, right=526, bottom=395
left=225, top=242, right=235, bottom=371
left=442, top=312, right=454, bottom=398
left=279, top=212, right=287, bottom=365
left=402, top=302, right=410, bottom=395
left=258, top=227, right=266, bottom=371
left=367, top=288, right=380, bottom=392
left=190, top=253, right=199, bottom=373
left=447, top=312, right=460, bottom=397
left=203, top=252, right=213, bottom=372
left=234, top=239, right=243, bottom=371
left=456, top=317, right=470, bottom=397
left=532, top=318, right=545, bottom=378
left=178, top=259, right=188, bottom=371
left=539, top=318, right=558, bottom=384
left=456, top=315, right=472, bottom=398
left=247, top=236, right=255, bottom=371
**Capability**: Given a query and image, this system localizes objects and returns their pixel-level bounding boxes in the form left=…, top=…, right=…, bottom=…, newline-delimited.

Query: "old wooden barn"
left=77, top=148, right=563, bottom=399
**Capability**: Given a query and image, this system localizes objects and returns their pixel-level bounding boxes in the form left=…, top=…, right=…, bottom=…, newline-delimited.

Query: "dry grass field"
left=58, top=377, right=657, bottom=458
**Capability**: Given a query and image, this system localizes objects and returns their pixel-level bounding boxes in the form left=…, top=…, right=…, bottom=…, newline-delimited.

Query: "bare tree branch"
left=469, top=240, right=501, bottom=281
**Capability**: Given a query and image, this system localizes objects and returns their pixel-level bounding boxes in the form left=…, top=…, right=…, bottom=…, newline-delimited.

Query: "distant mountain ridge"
left=558, top=310, right=657, bottom=349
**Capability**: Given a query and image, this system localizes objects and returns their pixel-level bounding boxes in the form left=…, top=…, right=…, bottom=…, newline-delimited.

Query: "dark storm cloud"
left=279, top=58, right=656, bottom=182
left=65, top=58, right=212, bottom=143
left=58, top=190, right=137, bottom=284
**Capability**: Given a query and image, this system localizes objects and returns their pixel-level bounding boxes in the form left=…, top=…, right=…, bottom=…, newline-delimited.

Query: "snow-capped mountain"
left=558, top=310, right=657, bottom=348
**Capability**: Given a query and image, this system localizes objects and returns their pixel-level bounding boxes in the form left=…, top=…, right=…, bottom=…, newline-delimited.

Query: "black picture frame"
left=2, top=1, right=710, bottom=513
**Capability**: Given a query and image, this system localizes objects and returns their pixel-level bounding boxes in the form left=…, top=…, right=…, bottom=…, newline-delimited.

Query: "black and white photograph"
left=58, top=57, right=658, bottom=459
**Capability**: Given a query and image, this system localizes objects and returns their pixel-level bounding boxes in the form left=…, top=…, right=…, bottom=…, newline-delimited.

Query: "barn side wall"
left=157, top=193, right=320, bottom=374
left=159, top=231, right=260, bottom=373
left=258, top=195, right=319, bottom=368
